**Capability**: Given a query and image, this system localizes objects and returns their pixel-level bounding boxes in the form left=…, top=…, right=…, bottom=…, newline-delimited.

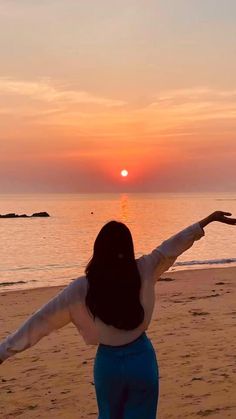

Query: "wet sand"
left=0, top=267, right=236, bottom=418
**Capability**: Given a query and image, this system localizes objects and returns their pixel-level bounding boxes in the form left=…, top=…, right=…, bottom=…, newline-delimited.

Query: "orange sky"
left=0, top=1, right=236, bottom=192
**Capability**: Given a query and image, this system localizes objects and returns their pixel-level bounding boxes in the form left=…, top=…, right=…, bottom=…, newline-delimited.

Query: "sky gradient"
left=0, top=0, right=236, bottom=192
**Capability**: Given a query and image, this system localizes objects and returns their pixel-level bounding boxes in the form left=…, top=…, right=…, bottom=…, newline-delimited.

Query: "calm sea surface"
left=0, top=193, right=236, bottom=291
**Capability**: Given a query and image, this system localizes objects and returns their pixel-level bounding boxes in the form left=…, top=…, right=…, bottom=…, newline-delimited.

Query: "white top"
left=0, top=222, right=204, bottom=362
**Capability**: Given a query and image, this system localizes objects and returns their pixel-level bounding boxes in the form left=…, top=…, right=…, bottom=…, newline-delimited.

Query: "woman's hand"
left=210, top=211, right=236, bottom=225
left=199, top=211, right=236, bottom=230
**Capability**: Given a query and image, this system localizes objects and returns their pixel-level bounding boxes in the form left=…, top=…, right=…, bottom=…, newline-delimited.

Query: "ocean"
left=0, top=192, right=236, bottom=292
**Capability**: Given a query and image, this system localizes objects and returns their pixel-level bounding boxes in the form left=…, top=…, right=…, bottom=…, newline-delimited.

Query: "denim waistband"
left=99, top=332, right=147, bottom=350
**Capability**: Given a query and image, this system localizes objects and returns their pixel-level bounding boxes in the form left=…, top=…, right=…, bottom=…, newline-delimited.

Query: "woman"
left=0, top=211, right=235, bottom=419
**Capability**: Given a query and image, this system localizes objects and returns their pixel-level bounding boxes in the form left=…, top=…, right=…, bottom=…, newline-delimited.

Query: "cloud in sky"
left=1, top=78, right=236, bottom=126
left=0, top=78, right=126, bottom=107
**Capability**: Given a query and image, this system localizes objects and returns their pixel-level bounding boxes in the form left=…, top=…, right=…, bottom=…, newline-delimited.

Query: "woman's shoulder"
left=63, top=275, right=88, bottom=303
left=136, top=256, right=153, bottom=280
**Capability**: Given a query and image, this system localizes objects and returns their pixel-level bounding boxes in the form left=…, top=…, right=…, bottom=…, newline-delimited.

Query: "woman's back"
left=62, top=260, right=156, bottom=346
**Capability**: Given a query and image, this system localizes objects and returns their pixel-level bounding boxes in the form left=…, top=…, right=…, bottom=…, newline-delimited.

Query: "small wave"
left=0, top=263, right=81, bottom=273
left=174, top=258, right=236, bottom=267
left=0, top=280, right=27, bottom=287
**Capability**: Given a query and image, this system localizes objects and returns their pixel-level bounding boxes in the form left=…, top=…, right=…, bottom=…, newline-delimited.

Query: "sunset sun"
left=121, top=169, right=129, bottom=177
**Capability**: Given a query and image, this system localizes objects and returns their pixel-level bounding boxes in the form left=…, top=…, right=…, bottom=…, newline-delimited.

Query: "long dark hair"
left=85, top=221, right=144, bottom=330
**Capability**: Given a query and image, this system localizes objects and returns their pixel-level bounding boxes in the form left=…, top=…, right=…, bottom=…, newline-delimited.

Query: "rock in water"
left=0, top=212, right=50, bottom=218
left=0, top=213, right=17, bottom=218
left=31, top=212, right=50, bottom=217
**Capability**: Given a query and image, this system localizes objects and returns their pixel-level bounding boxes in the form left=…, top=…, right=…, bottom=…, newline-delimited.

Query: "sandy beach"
left=0, top=266, right=236, bottom=419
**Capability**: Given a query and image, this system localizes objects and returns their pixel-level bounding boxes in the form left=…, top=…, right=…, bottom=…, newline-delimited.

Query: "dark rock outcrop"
left=31, top=212, right=50, bottom=217
left=0, top=213, right=17, bottom=218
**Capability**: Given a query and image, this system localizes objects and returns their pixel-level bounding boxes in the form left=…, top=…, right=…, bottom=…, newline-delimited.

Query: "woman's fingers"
left=223, top=217, right=236, bottom=224
left=212, top=211, right=236, bottom=224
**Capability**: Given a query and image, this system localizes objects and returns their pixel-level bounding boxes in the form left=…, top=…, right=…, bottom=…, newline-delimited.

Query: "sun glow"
left=121, top=169, right=128, bottom=177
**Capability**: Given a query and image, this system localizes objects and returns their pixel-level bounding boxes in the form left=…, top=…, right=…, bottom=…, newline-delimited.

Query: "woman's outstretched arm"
left=137, top=211, right=236, bottom=282
left=0, top=280, right=79, bottom=364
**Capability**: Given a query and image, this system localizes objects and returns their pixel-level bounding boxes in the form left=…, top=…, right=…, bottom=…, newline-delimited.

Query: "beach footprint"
left=189, top=309, right=210, bottom=316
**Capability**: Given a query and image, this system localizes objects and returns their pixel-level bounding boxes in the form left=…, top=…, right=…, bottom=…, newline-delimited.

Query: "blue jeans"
left=93, top=332, right=159, bottom=419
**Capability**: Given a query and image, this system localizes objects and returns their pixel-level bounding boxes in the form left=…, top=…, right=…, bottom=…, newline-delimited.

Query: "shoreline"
left=1, top=264, right=236, bottom=296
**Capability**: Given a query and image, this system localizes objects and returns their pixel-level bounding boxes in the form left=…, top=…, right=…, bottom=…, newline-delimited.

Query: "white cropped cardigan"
left=0, top=222, right=204, bottom=362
